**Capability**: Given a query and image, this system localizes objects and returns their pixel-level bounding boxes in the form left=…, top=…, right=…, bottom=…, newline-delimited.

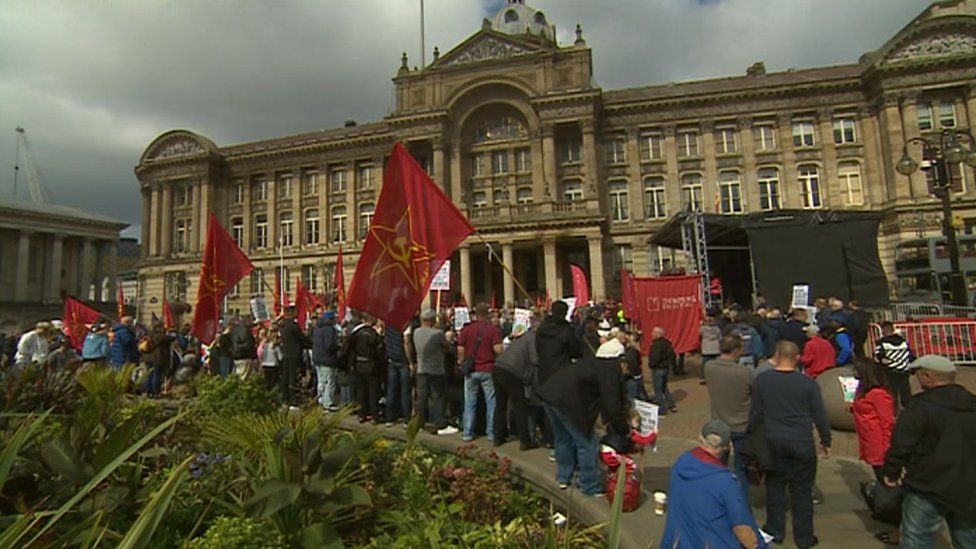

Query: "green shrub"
left=184, top=516, right=286, bottom=549
left=193, top=375, right=278, bottom=418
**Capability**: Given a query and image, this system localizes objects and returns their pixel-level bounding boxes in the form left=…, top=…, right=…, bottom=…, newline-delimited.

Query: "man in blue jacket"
left=662, top=419, right=766, bottom=549
left=311, top=311, right=340, bottom=411
left=108, top=316, right=139, bottom=368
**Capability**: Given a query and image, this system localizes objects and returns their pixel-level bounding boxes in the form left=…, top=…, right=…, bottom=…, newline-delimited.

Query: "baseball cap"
left=908, top=354, right=956, bottom=374
left=595, top=338, right=625, bottom=359
left=701, top=419, right=732, bottom=447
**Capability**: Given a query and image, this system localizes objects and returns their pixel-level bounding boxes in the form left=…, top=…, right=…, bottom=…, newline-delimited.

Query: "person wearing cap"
left=81, top=321, right=110, bottom=364
left=799, top=323, right=835, bottom=379
left=457, top=303, right=503, bottom=442
left=413, top=309, right=457, bottom=435
left=311, top=310, right=341, bottom=411
left=749, top=340, right=830, bottom=548
left=535, top=300, right=581, bottom=386
left=882, top=355, right=976, bottom=547
left=14, top=321, right=53, bottom=370
left=492, top=314, right=541, bottom=450
left=661, top=419, right=766, bottom=549
left=704, top=335, right=754, bottom=499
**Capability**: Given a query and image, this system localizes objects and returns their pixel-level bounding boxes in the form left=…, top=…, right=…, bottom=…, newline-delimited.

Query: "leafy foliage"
left=192, top=375, right=279, bottom=418
left=184, top=516, right=286, bottom=549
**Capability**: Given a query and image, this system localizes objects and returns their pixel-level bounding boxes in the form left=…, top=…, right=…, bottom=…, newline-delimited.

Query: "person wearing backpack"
left=458, top=303, right=503, bottom=442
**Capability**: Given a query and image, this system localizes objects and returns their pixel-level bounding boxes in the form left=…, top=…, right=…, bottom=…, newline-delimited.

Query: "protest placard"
left=838, top=375, right=859, bottom=404
left=513, top=308, right=532, bottom=333
left=634, top=400, right=659, bottom=438
left=453, top=306, right=470, bottom=331
left=791, top=284, right=810, bottom=308
left=250, top=297, right=270, bottom=322
left=430, top=261, right=451, bottom=291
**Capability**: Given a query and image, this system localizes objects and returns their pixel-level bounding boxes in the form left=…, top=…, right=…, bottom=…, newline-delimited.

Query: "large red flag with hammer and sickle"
left=191, top=212, right=254, bottom=345
left=64, top=296, right=102, bottom=351
left=347, top=142, right=474, bottom=331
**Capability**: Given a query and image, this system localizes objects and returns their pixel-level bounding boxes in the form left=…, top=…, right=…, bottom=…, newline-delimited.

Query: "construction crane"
left=12, top=127, right=49, bottom=203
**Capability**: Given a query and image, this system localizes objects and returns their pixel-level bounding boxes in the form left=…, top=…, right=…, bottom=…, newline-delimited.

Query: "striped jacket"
left=874, top=334, right=913, bottom=373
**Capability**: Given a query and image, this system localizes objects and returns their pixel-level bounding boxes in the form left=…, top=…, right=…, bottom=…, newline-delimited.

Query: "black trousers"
left=764, top=438, right=818, bottom=547
left=416, top=373, right=447, bottom=429
left=279, top=357, right=301, bottom=405
left=492, top=368, right=531, bottom=445
left=888, top=371, right=912, bottom=411
left=354, top=371, right=380, bottom=421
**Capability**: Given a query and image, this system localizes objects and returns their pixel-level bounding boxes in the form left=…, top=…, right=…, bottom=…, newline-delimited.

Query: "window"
left=939, top=101, right=957, bottom=128
left=757, top=168, right=781, bottom=211
left=837, top=162, right=864, bottom=206
left=250, top=268, right=265, bottom=297
left=918, top=103, right=933, bottom=131
left=651, top=245, right=676, bottom=275
left=718, top=171, right=743, bottom=214
left=174, top=220, right=187, bottom=253
left=279, top=212, right=294, bottom=247
left=563, top=180, right=583, bottom=202
left=233, top=182, right=244, bottom=204
left=681, top=173, right=703, bottom=212
left=560, top=139, right=581, bottom=164
left=471, top=155, right=485, bottom=177
left=229, top=282, right=240, bottom=298
left=231, top=217, right=244, bottom=247
left=643, top=176, right=667, bottom=219
left=515, top=187, right=533, bottom=204
left=277, top=175, right=293, bottom=200
left=252, top=179, right=268, bottom=201
left=792, top=121, right=816, bottom=148
left=677, top=130, right=699, bottom=158
left=254, top=215, right=268, bottom=248
left=639, top=133, right=663, bottom=161
left=358, top=203, right=374, bottom=239
left=515, top=148, right=531, bottom=172
left=302, top=265, right=319, bottom=292
left=613, top=244, right=634, bottom=275
left=331, top=206, right=347, bottom=242
left=925, top=161, right=968, bottom=194
left=474, top=116, right=527, bottom=143
left=471, top=191, right=487, bottom=208
left=304, top=209, right=320, bottom=244
left=174, top=184, right=191, bottom=207
left=330, top=168, right=347, bottom=193
left=357, top=164, right=374, bottom=190
left=798, top=165, right=822, bottom=209
left=833, top=117, right=856, bottom=144
left=754, top=124, right=776, bottom=152
left=493, top=188, right=508, bottom=204
left=164, top=271, right=188, bottom=302
left=715, top=128, right=738, bottom=155
left=302, top=171, right=319, bottom=197
left=608, top=180, right=629, bottom=222
left=491, top=150, right=509, bottom=174
left=277, top=267, right=291, bottom=294
left=605, top=137, right=626, bottom=164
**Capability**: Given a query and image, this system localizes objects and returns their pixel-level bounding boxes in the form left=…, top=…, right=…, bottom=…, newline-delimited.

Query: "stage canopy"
left=650, top=210, right=890, bottom=308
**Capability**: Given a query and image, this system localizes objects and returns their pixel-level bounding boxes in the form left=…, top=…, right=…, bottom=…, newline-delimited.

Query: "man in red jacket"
left=800, top=325, right=835, bottom=379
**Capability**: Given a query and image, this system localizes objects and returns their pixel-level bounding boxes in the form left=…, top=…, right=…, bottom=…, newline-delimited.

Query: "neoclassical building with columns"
left=136, top=0, right=976, bottom=319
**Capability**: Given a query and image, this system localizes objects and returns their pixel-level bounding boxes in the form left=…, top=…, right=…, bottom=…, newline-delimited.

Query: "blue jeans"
left=463, top=370, right=495, bottom=441
left=315, top=364, right=337, bottom=408
left=901, top=489, right=976, bottom=548
left=386, top=360, right=411, bottom=422
left=545, top=404, right=602, bottom=495
left=730, top=431, right=750, bottom=500
left=145, top=362, right=164, bottom=396
left=651, top=368, right=675, bottom=412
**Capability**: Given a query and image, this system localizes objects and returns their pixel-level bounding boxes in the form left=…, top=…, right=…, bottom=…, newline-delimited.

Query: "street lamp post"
left=896, top=128, right=976, bottom=307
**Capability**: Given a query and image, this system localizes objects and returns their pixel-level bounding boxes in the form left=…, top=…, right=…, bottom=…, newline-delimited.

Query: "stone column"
left=878, top=94, right=910, bottom=200
left=588, top=234, right=606, bottom=303
left=860, top=107, right=887, bottom=204
left=459, top=245, right=472, bottom=304
left=502, top=242, right=515, bottom=308
left=316, top=170, right=328, bottom=250
left=160, top=184, right=173, bottom=256
left=78, top=237, right=93, bottom=300
left=14, top=230, right=32, bottom=302
left=817, top=108, right=838, bottom=208
left=778, top=114, right=798, bottom=208
left=700, top=121, right=718, bottom=212
left=966, top=87, right=976, bottom=188
left=625, top=128, right=641, bottom=219
left=663, top=126, right=680, bottom=215
left=543, top=239, right=558, bottom=297
left=93, top=240, right=106, bottom=301
left=141, top=188, right=150, bottom=258
left=191, top=181, right=202, bottom=253
left=46, top=233, right=64, bottom=302
left=899, top=94, right=929, bottom=199
left=266, top=177, right=277, bottom=249
left=106, top=240, right=118, bottom=304
left=432, top=138, right=446, bottom=193
left=450, top=138, right=463, bottom=206
left=344, top=165, right=356, bottom=242
left=148, top=185, right=161, bottom=256
left=581, top=121, right=599, bottom=201
left=738, top=117, right=758, bottom=212
left=542, top=124, right=558, bottom=201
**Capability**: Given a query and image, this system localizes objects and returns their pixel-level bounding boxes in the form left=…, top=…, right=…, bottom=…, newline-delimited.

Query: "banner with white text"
left=634, top=275, right=704, bottom=356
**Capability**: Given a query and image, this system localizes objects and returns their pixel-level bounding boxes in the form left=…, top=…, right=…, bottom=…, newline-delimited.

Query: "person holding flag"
left=191, top=212, right=254, bottom=346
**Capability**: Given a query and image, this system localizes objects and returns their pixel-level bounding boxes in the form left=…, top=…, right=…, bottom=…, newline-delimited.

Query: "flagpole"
left=278, top=235, right=285, bottom=312
left=472, top=231, right=533, bottom=303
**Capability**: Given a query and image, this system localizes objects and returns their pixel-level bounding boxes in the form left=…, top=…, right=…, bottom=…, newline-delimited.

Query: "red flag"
left=295, top=277, right=314, bottom=331
left=116, top=284, right=125, bottom=321
left=570, top=264, right=590, bottom=305
left=634, top=275, right=703, bottom=356
left=191, top=212, right=254, bottom=345
left=535, top=295, right=542, bottom=310
left=347, top=142, right=474, bottom=331
left=490, top=288, right=497, bottom=310
left=162, top=299, right=175, bottom=331
left=621, top=269, right=637, bottom=323
left=457, top=293, right=468, bottom=308
left=545, top=289, right=552, bottom=310
left=64, top=296, right=102, bottom=351
left=335, top=246, right=346, bottom=322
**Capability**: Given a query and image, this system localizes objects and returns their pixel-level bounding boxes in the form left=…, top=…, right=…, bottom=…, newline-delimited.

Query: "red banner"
left=570, top=263, right=589, bottom=304
left=335, top=246, right=346, bottom=322
left=162, top=299, right=175, bottom=331
left=634, top=275, right=703, bottom=356
left=191, top=212, right=254, bottom=345
left=117, top=284, right=125, bottom=321
left=621, top=269, right=637, bottom=323
left=64, top=296, right=102, bottom=351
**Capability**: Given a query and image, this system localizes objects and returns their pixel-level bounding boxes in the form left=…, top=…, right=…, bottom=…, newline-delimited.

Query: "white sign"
left=791, top=284, right=810, bottom=309
left=634, top=400, right=660, bottom=439
left=562, top=297, right=577, bottom=322
left=250, top=297, right=270, bottom=322
left=430, top=261, right=451, bottom=291
left=838, top=375, right=859, bottom=404
left=453, top=307, right=470, bottom=331
left=513, top=308, right=532, bottom=333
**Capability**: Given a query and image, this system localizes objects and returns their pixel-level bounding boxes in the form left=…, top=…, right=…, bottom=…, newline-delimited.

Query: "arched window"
left=254, top=215, right=268, bottom=248
left=838, top=162, right=864, bottom=206
left=757, top=168, right=781, bottom=211
left=474, top=116, right=527, bottom=143
left=563, top=180, right=583, bottom=202
left=798, top=165, right=822, bottom=209
left=504, top=9, right=518, bottom=23
left=174, top=221, right=187, bottom=253
left=279, top=211, right=294, bottom=247
left=304, top=209, right=319, bottom=245
left=471, top=191, right=488, bottom=208
left=681, top=173, right=703, bottom=211
left=331, top=206, right=347, bottom=243
left=231, top=217, right=244, bottom=247
left=516, top=187, right=533, bottom=204
left=608, top=180, right=629, bottom=222
left=718, top=171, right=742, bottom=214
left=358, top=203, right=375, bottom=240
left=643, top=176, right=666, bottom=219
left=493, top=188, right=509, bottom=205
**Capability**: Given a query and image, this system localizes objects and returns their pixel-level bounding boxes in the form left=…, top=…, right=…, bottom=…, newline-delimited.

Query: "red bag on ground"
left=606, top=469, right=642, bottom=512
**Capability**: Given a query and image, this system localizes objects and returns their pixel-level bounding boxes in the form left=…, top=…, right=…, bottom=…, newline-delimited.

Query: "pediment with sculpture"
left=140, top=130, right=218, bottom=165
left=885, top=31, right=976, bottom=64
left=436, top=32, right=542, bottom=69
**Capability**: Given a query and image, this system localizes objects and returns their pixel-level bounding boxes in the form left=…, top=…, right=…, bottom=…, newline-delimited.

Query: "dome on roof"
left=492, top=0, right=554, bottom=41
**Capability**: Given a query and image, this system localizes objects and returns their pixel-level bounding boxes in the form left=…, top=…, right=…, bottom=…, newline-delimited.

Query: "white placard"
left=562, top=297, right=577, bottom=322
left=430, top=261, right=451, bottom=291
left=791, top=284, right=810, bottom=309
left=513, top=308, right=532, bottom=333
left=838, top=375, right=859, bottom=404
left=453, top=307, right=470, bottom=331
left=634, top=400, right=660, bottom=439
left=250, top=297, right=269, bottom=322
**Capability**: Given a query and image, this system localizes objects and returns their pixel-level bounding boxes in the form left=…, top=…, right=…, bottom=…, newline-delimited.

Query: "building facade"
left=136, top=0, right=976, bottom=319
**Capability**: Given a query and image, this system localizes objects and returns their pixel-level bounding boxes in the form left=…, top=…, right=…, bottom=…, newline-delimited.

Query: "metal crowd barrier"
left=867, top=321, right=976, bottom=366
left=879, top=302, right=976, bottom=321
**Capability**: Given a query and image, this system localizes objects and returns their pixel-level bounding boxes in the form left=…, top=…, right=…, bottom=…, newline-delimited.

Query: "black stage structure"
left=650, top=209, right=890, bottom=310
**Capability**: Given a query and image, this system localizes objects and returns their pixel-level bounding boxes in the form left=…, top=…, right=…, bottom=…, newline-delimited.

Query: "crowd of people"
left=2, top=291, right=975, bottom=548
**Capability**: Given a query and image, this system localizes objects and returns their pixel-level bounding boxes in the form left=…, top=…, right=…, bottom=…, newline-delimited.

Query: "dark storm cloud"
left=0, top=0, right=927, bottom=238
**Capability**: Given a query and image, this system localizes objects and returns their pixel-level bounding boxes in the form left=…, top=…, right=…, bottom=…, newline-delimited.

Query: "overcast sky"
left=0, top=0, right=927, bottom=239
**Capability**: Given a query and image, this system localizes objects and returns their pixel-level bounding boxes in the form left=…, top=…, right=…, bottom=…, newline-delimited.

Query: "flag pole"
left=472, top=231, right=532, bottom=304
left=278, top=235, right=285, bottom=311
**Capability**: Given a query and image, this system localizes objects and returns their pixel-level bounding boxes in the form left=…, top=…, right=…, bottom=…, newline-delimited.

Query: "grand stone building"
left=136, top=0, right=976, bottom=319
